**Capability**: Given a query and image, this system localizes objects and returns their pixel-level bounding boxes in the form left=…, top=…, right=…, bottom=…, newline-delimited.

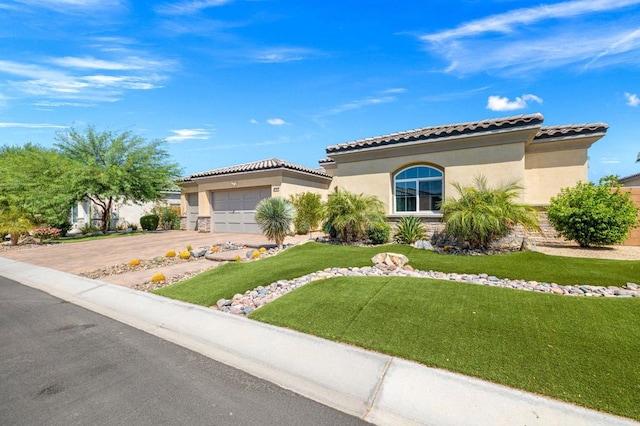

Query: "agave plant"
left=440, top=175, right=539, bottom=249
left=255, top=197, right=296, bottom=248
left=394, top=216, right=426, bottom=244
left=323, top=188, right=386, bottom=243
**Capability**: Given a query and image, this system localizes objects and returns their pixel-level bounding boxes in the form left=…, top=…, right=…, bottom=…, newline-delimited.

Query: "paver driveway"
left=0, top=230, right=309, bottom=281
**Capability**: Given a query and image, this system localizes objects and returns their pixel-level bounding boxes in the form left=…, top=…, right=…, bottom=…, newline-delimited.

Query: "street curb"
left=1, top=257, right=637, bottom=426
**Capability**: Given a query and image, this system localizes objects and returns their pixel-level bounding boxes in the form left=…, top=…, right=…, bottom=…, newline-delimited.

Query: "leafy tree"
left=289, top=192, right=323, bottom=235
left=323, top=188, right=386, bottom=243
left=441, top=175, right=540, bottom=249
left=0, top=144, right=79, bottom=228
left=55, top=126, right=182, bottom=234
left=547, top=176, right=639, bottom=247
left=255, top=197, right=296, bottom=248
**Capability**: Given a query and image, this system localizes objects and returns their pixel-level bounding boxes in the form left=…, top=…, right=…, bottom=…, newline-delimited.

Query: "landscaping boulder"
left=412, top=240, right=434, bottom=250
left=191, top=247, right=208, bottom=258
left=371, top=252, right=409, bottom=268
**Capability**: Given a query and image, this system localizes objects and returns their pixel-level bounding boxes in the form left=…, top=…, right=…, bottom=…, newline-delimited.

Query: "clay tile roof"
left=325, top=113, right=544, bottom=154
left=534, top=123, right=609, bottom=141
left=619, top=172, right=640, bottom=184
left=186, top=158, right=332, bottom=180
left=318, top=158, right=335, bottom=164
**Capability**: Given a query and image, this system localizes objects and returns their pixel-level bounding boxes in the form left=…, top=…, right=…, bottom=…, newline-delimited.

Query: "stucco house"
left=179, top=113, right=608, bottom=234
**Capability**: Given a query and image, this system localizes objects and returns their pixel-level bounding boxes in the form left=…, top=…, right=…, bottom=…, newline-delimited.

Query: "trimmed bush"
left=367, top=222, right=391, bottom=245
left=140, top=214, right=159, bottom=231
left=179, top=250, right=191, bottom=259
left=129, top=259, right=141, bottom=266
left=165, top=250, right=176, bottom=257
left=151, top=273, right=166, bottom=283
left=548, top=176, right=639, bottom=247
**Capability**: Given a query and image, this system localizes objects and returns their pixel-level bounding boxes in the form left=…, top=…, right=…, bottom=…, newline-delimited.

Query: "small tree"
left=323, top=188, right=386, bottom=243
left=547, top=176, right=639, bottom=247
left=289, top=192, right=323, bottom=236
left=55, top=126, right=182, bottom=234
left=255, top=197, right=296, bottom=248
left=0, top=207, right=34, bottom=245
left=441, top=175, right=539, bottom=249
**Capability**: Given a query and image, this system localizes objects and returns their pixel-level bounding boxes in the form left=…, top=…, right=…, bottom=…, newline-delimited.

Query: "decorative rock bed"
left=215, top=253, right=640, bottom=316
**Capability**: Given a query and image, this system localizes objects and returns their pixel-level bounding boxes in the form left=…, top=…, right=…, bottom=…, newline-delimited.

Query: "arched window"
left=394, top=166, right=443, bottom=213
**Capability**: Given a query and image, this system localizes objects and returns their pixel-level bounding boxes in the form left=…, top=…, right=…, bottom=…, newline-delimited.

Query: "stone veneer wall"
left=197, top=216, right=211, bottom=233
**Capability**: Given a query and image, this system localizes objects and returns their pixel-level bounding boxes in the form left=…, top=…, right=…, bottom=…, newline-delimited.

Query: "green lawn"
left=153, top=242, right=640, bottom=420
left=250, top=277, right=640, bottom=421
left=154, top=242, right=640, bottom=306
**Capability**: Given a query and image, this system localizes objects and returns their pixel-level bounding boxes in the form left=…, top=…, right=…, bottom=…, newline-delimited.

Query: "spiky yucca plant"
left=394, top=216, right=427, bottom=244
left=255, top=197, right=296, bottom=248
left=323, top=188, right=386, bottom=243
left=441, top=175, right=539, bottom=249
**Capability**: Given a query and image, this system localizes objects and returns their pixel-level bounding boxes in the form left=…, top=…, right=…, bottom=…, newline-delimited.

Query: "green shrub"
left=140, top=214, right=160, bottom=231
left=547, top=176, right=639, bottom=247
left=367, top=222, right=391, bottom=244
left=290, top=192, right=323, bottom=235
left=152, top=204, right=181, bottom=230
left=394, top=216, right=426, bottom=244
left=323, top=188, right=386, bottom=243
left=440, top=175, right=539, bottom=249
left=255, top=197, right=296, bottom=247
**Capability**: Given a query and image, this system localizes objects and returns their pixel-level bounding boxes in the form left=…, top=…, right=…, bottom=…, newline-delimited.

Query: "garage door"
left=212, top=187, right=271, bottom=234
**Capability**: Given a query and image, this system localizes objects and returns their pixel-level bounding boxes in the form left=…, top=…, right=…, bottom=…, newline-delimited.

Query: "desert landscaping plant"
left=367, top=221, right=392, bottom=244
left=394, top=216, right=426, bottom=244
left=255, top=197, right=296, bottom=248
left=547, top=176, right=639, bottom=247
left=440, top=176, right=539, bottom=249
left=0, top=208, right=34, bottom=245
left=290, top=192, right=323, bottom=235
left=323, top=188, right=386, bottom=243
left=32, top=226, right=61, bottom=243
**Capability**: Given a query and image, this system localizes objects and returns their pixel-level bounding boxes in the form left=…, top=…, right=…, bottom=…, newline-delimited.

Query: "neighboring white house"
left=70, top=190, right=181, bottom=230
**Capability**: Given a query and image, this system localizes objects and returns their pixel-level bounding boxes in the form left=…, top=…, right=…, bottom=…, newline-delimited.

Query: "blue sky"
left=1, top=0, right=639, bottom=180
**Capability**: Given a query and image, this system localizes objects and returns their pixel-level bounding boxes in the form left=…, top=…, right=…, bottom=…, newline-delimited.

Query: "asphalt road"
left=0, top=276, right=366, bottom=426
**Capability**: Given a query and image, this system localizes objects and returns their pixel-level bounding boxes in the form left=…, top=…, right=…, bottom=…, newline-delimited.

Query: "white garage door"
left=212, top=187, right=271, bottom=234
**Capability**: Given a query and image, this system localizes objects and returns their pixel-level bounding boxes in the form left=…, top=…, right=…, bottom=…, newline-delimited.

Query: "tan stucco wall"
left=330, top=143, right=526, bottom=214
left=279, top=174, right=330, bottom=200
left=621, top=175, right=640, bottom=187
left=524, top=148, right=588, bottom=205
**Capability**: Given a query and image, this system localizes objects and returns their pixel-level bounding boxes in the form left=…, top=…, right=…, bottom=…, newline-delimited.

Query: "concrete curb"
left=1, top=257, right=637, bottom=426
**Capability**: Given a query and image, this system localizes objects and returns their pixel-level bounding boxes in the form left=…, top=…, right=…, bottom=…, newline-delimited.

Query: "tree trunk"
left=10, top=233, right=20, bottom=246
left=99, top=197, right=113, bottom=234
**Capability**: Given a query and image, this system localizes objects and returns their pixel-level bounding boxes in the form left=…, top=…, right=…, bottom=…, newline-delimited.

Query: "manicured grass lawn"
left=249, top=277, right=640, bottom=421
left=154, top=242, right=640, bottom=306
left=153, top=242, right=640, bottom=419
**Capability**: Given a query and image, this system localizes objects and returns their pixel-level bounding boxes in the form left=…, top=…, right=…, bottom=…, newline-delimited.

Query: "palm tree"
left=0, top=208, right=34, bottom=246
left=255, top=197, right=296, bottom=248
left=440, top=175, right=539, bottom=249
left=323, top=188, right=386, bottom=243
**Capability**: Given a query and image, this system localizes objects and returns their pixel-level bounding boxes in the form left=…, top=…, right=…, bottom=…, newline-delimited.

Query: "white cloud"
left=382, top=88, right=407, bottom=94
left=600, top=157, right=621, bottom=164
left=324, top=96, right=397, bottom=116
left=266, top=118, right=287, bottom=126
left=625, top=92, right=640, bottom=106
left=249, top=119, right=259, bottom=124
left=0, top=122, right=67, bottom=129
left=487, top=94, right=543, bottom=111
left=419, top=0, right=640, bottom=75
left=252, top=47, right=313, bottom=63
left=166, top=128, right=211, bottom=143
left=155, top=0, right=231, bottom=15
left=422, top=0, right=640, bottom=43
left=15, top=0, right=124, bottom=13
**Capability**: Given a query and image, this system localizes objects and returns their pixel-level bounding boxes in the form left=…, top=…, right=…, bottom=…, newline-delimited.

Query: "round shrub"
left=367, top=222, right=391, bottom=245
left=151, top=273, right=166, bottom=283
left=165, top=250, right=176, bottom=257
left=548, top=176, right=639, bottom=247
left=129, top=259, right=141, bottom=266
left=140, top=214, right=160, bottom=231
left=179, top=250, right=191, bottom=259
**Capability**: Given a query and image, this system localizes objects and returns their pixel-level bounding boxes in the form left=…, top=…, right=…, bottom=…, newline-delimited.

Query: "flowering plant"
left=32, top=227, right=61, bottom=243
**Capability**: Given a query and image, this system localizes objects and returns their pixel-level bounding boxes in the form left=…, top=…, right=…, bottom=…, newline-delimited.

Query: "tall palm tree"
left=441, top=175, right=539, bottom=249
left=255, top=197, right=296, bottom=248
left=323, top=188, right=386, bottom=243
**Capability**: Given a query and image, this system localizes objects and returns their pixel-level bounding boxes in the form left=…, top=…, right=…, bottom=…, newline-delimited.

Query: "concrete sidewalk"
left=1, top=257, right=636, bottom=426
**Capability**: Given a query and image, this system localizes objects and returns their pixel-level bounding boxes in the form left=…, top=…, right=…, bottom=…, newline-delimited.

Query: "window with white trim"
left=394, top=166, right=443, bottom=213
